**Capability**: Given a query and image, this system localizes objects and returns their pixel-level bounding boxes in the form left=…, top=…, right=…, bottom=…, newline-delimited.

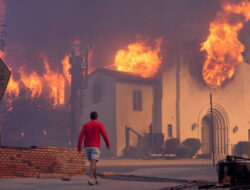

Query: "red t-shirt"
left=77, top=120, right=110, bottom=151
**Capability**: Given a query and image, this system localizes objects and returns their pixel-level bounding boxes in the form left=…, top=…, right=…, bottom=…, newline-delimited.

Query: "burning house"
left=80, top=68, right=160, bottom=156
left=0, top=0, right=249, bottom=160
left=80, top=0, right=250, bottom=158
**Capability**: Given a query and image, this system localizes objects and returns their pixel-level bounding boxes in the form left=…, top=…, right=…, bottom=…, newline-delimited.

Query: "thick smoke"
left=4, top=0, right=228, bottom=82
left=0, top=0, right=6, bottom=52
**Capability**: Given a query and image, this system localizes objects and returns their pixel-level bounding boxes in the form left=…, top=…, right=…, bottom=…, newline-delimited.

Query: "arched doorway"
left=198, top=104, right=230, bottom=156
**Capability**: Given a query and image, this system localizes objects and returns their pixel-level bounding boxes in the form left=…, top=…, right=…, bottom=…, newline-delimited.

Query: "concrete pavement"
left=0, top=159, right=218, bottom=190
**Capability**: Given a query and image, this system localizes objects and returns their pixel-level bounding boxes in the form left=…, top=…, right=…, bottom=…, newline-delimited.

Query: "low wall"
left=0, top=146, right=86, bottom=178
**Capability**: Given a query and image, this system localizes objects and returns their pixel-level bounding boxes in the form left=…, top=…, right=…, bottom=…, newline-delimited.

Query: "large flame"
left=201, top=0, right=250, bottom=88
left=6, top=53, right=68, bottom=107
left=113, top=38, right=162, bottom=78
left=19, top=66, right=42, bottom=98
left=41, top=54, right=65, bottom=105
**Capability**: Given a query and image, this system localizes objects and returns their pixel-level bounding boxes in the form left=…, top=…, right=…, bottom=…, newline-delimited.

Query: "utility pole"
left=69, top=44, right=89, bottom=148
left=210, top=93, right=215, bottom=166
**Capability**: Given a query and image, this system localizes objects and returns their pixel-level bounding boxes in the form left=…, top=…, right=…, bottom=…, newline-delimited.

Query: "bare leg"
left=89, top=160, right=96, bottom=179
left=94, top=163, right=97, bottom=179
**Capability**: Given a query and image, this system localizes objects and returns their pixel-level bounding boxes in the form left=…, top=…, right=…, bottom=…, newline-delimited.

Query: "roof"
left=89, top=68, right=160, bottom=85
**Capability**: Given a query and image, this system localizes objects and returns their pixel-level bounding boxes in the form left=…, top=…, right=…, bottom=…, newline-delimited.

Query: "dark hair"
left=90, top=111, right=98, bottom=120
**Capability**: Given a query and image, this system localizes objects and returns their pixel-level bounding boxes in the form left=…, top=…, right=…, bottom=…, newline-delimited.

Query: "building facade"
left=162, top=61, right=250, bottom=158
left=80, top=69, right=159, bottom=157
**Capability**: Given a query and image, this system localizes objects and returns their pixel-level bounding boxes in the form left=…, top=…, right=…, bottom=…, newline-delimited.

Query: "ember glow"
left=113, top=38, right=162, bottom=78
left=201, top=0, right=250, bottom=88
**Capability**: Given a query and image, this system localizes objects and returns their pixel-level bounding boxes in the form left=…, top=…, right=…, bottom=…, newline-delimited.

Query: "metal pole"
left=149, top=124, right=153, bottom=153
left=125, top=126, right=129, bottom=151
left=210, top=93, right=215, bottom=166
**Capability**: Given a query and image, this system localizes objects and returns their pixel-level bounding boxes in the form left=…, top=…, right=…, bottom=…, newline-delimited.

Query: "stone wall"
left=0, top=146, right=85, bottom=178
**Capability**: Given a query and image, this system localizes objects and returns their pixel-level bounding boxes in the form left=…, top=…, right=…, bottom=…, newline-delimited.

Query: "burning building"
left=0, top=0, right=249, bottom=158
left=81, top=68, right=161, bottom=156
left=80, top=0, right=250, bottom=158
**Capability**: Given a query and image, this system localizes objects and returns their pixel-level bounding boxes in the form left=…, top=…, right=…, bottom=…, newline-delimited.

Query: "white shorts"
left=85, top=147, right=100, bottom=161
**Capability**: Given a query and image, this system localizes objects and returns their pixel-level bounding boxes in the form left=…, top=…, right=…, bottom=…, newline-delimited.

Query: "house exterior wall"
left=162, top=65, right=178, bottom=140
left=115, top=82, right=154, bottom=156
left=162, top=62, right=250, bottom=156
left=81, top=72, right=117, bottom=156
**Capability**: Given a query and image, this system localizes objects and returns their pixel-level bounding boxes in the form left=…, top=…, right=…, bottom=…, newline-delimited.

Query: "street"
left=0, top=159, right=219, bottom=190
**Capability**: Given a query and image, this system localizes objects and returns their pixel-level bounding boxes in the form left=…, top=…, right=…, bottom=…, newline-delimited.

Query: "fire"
left=42, top=54, right=65, bottom=105
left=201, top=0, right=250, bottom=88
left=4, top=39, right=91, bottom=108
left=62, top=54, right=71, bottom=84
left=19, top=66, right=42, bottom=97
left=113, top=38, right=162, bottom=78
left=6, top=76, right=19, bottom=97
left=6, top=53, right=67, bottom=107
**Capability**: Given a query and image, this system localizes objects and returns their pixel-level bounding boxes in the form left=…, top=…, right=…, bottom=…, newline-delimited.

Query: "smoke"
left=4, top=0, right=223, bottom=82
left=0, top=0, right=6, bottom=53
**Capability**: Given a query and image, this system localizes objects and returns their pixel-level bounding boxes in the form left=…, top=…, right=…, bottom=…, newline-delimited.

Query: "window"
left=133, top=90, right=142, bottom=111
left=93, top=83, right=102, bottom=103
left=168, top=124, right=172, bottom=138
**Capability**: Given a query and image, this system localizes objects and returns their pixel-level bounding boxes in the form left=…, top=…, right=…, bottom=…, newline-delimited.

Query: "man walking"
left=78, top=111, right=110, bottom=185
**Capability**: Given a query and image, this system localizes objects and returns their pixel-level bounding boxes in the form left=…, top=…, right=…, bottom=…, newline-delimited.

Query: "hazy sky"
left=3, top=0, right=225, bottom=77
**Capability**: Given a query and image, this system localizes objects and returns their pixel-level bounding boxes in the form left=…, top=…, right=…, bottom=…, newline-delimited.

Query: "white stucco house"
left=162, top=57, right=250, bottom=159
left=81, top=57, right=250, bottom=158
left=80, top=68, right=160, bottom=157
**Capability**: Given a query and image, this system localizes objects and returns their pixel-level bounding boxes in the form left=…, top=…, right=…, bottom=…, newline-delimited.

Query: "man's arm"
left=77, top=126, right=85, bottom=151
left=100, top=123, right=110, bottom=148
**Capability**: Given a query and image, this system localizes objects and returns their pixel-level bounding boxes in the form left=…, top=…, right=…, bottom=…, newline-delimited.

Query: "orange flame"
left=19, top=66, right=42, bottom=97
left=6, top=76, right=19, bottom=97
left=113, top=38, right=162, bottom=78
left=201, top=0, right=250, bottom=88
left=42, top=54, right=65, bottom=105
left=4, top=39, right=92, bottom=108
left=62, top=54, right=71, bottom=84
left=6, top=53, right=66, bottom=107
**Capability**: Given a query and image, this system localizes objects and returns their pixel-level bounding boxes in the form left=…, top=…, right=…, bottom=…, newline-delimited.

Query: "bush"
left=152, top=133, right=164, bottom=153
left=182, top=138, right=201, bottom=158
left=233, top=141, right=250, bottom=157
left=122, top=146, right=138, bottom=158
left=165, top=138, right=180, bottom=154
left=176, top=145, right=192, bottom=158
left=144, top=133, right=164, bottom=153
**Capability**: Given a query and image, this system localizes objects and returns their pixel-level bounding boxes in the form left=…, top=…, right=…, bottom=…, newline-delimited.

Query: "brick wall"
left=0, top=146, right=86, bottom=178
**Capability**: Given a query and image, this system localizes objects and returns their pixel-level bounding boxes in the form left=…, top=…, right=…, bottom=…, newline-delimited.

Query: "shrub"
left=122, top=146, right=138, bottom=158
left=165, top=138, right=180, bottom=154
left=176, top=145, right=192, bottom=158
left=233, top=141, right=250, bottom=157
left=152, top=133, right=164, bottom=153
left=182, top=138, right=201, bottom=158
